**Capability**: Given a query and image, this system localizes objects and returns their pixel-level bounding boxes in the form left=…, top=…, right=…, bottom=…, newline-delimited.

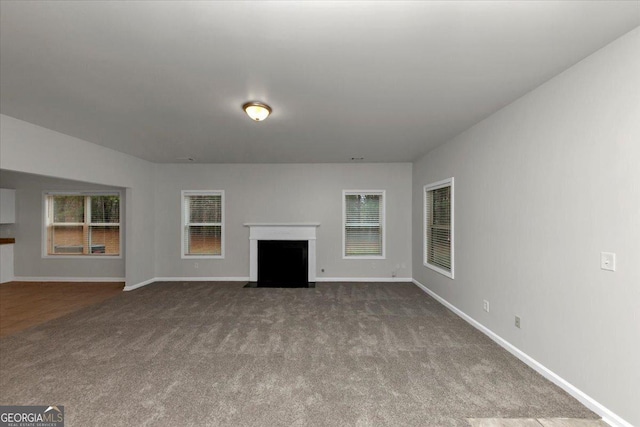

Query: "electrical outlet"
left=600, top=252, right=616, bottom=271
left=515, top=316, right=521, bottom=328
left=483, top=300, right=490, bottom=312
left=194, top=262, right=199, bottom=269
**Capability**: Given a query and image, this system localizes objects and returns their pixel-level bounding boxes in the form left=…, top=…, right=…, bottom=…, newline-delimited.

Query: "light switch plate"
left=600, top=252, right=616, bottom=272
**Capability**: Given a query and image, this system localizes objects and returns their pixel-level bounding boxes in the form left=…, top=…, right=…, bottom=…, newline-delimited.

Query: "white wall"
left=0, top=114, right=155, bottom=288
left=154, top=163, right=412, bottom=280
left=0, top=170, right=125, bottom=279
left=0, top=115, right=412, bottom=285
left=412, top=28, right=640, bottom=426
left=2, top=26, right=636, bottom=424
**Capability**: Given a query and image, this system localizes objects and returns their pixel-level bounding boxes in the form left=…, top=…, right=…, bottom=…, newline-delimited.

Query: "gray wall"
left=412, top=28, right=640, bottom=425
left=0, top=224, right=15, bottom=239
left=0, top=114, right=156, bottom=288
left=154, top=163, right=413, bottom=279
left=0, top=170, right=125, bottom=278
left=1, top=27, right=636, bottom=424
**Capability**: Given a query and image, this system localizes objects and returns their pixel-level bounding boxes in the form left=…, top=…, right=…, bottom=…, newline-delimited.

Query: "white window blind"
left=45, top=194, right=121, bottom=256
left=183, top=191, right=223, bottom=257
left=424, top=178, right=454, bottom=278
left=344, top=191, right=384, bottom=257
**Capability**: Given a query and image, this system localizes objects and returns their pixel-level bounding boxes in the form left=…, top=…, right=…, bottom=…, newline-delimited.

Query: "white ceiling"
left=1, top=1, right=638, bottom=164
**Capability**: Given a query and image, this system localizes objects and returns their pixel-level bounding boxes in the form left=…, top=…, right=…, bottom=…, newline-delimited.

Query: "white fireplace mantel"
left=244, top=223, right=320, bottom=282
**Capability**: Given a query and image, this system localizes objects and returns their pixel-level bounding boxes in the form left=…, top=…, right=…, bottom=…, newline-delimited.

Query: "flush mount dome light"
left=243, top=101, right=272, bottom=122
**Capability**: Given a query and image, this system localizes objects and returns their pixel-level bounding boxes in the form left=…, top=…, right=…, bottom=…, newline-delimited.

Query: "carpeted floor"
left=0, top=282, right=597, bottom=426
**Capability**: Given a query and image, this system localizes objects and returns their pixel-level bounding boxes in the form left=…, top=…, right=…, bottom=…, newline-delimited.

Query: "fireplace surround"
left=244, top=223, right=319, bottom=284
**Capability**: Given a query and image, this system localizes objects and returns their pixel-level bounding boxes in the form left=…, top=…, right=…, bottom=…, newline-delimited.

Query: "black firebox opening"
left=249, top=240, right=311, bottom=288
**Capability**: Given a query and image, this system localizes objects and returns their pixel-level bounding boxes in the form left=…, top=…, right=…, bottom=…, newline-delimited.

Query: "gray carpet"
left=0, top=282, right=596, bottom=426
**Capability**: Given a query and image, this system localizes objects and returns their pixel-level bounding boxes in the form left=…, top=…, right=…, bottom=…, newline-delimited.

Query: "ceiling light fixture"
left=243, top=101, right=272, bottom=122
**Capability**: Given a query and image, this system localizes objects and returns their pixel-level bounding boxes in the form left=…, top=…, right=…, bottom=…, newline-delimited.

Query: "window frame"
left=181, top=190, right=225, bottom=259
left=423, top=178, right=454, bottom=279
left=342, top=189, right=386, bottom=260
left=42, top=191, right=123, bottom=259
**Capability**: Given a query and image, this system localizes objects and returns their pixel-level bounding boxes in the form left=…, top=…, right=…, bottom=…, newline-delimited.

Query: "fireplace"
left=255, top=240, right=308, bottom=287
left=244, top=223, right=319, bottom=288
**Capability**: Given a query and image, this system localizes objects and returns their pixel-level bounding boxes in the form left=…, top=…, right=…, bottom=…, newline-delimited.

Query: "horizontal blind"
left=90, top=195, right=120, bottom=223
left=52, top=195, right=84, bottom=223
left=184, top=194, right=222, bottom=256
left=425, top=186, right=451, bottom=271
left=345, top=193, right=382, bottom=256
left=188, top=195, right=222, bottom=224
left=88, top=195, right=120, bottom=254
left=47, top=194, right=120, bottom=255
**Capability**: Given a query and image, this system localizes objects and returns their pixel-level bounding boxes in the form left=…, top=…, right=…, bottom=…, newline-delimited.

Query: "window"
left=45, top=193, right=121, bottom=257
left=343, top=190, right=385, bottom=258
left=182, top=191, right=224, bottom=258
left=424, top=178, right=454, bottom=278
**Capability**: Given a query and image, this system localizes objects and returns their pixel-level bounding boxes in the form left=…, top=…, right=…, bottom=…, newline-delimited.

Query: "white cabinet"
left=0, top=243, right=14, bottom=283
left=0, top=189, right=16, bottom=223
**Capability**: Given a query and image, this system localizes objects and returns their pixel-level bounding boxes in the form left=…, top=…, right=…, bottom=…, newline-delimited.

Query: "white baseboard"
left=123, top=276, right=250, bottom=291
left=411, top=279, right=632, bottom=427
left=16, top=272, right=626, bottom=425
left=154, top=276, right=250, bottom=282
left=13, top=276, right=125, bottom=283
left=123, top=277, right=156, bottom=291
left=123, top=276, right=411, bottom=291
left=315, top=277, right=413, bottom=282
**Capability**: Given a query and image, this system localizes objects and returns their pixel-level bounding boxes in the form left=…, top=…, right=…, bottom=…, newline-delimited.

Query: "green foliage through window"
left=47, top=194, right=120, bottom=256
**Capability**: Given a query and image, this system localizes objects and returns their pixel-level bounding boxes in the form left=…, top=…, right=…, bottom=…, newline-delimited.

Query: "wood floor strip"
left=0, top=281, right=124, bottom=337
